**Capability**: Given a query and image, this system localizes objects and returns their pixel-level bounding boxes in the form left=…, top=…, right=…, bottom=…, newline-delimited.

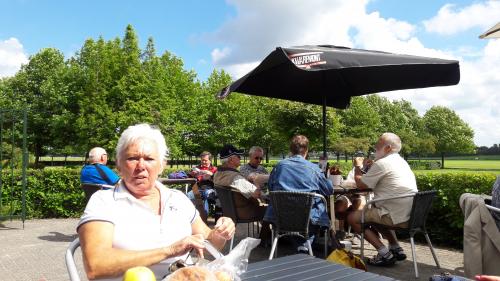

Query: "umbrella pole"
left=322, top=95, right=327, bottom=158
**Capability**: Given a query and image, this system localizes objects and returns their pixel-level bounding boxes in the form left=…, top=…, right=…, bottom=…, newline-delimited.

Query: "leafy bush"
left=1, top=168, right=84, bottom=218
left=415, top=172, right=495, bottom=247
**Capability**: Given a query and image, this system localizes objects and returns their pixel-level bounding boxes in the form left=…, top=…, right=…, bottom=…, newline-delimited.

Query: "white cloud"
left=423, top=1, right=500, bottom=35
left=0, top=37, right=28, bottom=78
left=204, top=0, right=500, bottom=146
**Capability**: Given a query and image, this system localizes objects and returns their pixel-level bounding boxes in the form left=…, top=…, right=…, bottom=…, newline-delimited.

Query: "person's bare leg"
left=377, top=228, right=398, bottom=245
left=347, top=210, right=384, bottom=249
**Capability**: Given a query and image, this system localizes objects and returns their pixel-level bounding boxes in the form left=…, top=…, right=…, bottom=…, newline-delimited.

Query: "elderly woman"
left=77, top=124, right=235, bottom=280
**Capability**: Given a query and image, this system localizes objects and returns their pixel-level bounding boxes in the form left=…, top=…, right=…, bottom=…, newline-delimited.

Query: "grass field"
left=413, top=159, right=500, bottom=174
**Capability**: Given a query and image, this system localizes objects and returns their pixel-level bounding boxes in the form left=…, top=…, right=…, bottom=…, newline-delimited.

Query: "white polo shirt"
left=78, top=180, right=198, bottom=280
left=361, top=153, right=418, bottom=224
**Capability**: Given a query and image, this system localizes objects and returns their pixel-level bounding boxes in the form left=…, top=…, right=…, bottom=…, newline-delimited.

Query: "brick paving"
left=0, top=218, right=467, bottom=280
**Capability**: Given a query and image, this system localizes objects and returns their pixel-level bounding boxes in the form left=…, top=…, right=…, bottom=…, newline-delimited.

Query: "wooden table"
left=242, top=254, right=396, bottom=281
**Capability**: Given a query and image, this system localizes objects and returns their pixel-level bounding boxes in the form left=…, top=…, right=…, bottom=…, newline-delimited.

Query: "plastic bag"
left=326, top=248, right=367, bottom=271
left=204, top=237, right=260, bottom=281
left=166, top=238, right=260, bottom=281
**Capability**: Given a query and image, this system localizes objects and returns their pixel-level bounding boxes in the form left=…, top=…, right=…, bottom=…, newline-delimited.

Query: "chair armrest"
left=313, top=193, right=328, bottom=207
left=99, top=184, right=115, bottom=189
left=361, top=193, right=416, bottom=224
left=486, top=204, right=500, bottom=214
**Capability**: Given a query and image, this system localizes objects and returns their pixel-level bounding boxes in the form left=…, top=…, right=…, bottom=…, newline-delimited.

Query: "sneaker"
left=367, top=252, right=396, bottom=266
left=390, top=247, right=407, bottom=261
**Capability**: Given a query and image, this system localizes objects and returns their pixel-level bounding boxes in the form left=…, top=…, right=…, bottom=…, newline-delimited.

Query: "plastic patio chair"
left=360, top=190, right=440, bottom=278
left=268, top=191, right=329, bottom=260
left=214, top=185, right=261, bottom=251
left=65, top=237, right=81, bottom=281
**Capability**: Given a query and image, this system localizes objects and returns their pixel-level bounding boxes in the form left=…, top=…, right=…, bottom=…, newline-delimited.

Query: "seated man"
left=80, top=147, right=119, bottom=186
left=264, top=135, right=333, bottom=253
left=240, top=146, right=269, bottom=188
left=187, top=151, right=218, bottom=215
left=347, top=133, right=417, bottom=266
left=213, top=144, right=270, bottom=240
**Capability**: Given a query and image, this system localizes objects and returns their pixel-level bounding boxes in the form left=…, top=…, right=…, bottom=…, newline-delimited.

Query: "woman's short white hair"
left=381, top=132, right=402, bottom=153
left=115, top=124, right=169, bottom=169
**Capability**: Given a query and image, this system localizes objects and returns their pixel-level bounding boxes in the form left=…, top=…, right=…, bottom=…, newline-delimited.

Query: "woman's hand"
left=166, top=234, right=206, bottom=259
left=211, top=217, right=235, bottom=241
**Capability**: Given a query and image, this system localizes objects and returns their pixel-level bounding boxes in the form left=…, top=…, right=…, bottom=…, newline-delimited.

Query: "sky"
left=1, top=0, right=499, bottom=147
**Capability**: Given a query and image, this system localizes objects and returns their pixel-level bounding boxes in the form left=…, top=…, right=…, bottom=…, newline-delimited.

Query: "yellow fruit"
left=123, top=266, right=156, bottom=281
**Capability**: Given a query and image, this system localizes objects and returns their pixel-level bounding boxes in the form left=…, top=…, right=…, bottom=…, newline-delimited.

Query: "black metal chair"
left=268, top=191, right=329, bottom=260
left=81, top=183, right=114, bottom=203
left=214, top=185, right=261, bottom=251
left=360, top=190, right=440, bottom=278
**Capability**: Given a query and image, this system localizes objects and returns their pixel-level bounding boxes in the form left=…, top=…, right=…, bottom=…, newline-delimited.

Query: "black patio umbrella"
left=217, top=45, right=460, bottom=156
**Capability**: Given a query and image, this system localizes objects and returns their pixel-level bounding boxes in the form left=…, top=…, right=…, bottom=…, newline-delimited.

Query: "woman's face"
left=119, top=139, right=162, bottom=197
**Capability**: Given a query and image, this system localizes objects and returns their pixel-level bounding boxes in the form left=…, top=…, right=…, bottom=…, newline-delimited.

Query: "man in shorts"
left=347, top=133, right=417, bottom=266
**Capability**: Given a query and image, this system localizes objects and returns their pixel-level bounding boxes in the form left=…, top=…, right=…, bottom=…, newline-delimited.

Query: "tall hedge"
left=416, top=172, right=496, bottom=247
left=1, top=168, right=496, bottom=248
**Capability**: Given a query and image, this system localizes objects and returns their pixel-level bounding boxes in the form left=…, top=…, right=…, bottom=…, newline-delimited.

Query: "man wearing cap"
left=213, top=144, right=271, bottom=242
left=80, top=147, right=119, bottom=186
left=264, top=135, right=333, bottom=254
left=213, top=144, right=265, bottom=217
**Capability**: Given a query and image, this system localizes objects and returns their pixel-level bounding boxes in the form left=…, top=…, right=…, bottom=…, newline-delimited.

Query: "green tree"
left=423, top=106, right=475, bottom=168
left=338, top=96, right=381, bottom=145
left=8, top=48, right=67, bottom=164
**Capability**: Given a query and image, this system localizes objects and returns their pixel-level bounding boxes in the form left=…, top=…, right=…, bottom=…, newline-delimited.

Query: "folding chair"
left=360, top=190, right=440, bottom=278
left=268, top=191, right=329, bottom=260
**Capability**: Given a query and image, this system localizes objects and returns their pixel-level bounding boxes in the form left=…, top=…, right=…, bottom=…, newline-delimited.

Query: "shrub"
left=415, top=172, right=495, bottom=247
left=1, top=168, right=84, bottom=218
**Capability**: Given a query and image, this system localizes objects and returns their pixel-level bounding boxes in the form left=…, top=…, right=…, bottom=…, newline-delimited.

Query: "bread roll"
left=167, top=266, right=216, bottom=281
left=214, top=270, right=232, bottom=281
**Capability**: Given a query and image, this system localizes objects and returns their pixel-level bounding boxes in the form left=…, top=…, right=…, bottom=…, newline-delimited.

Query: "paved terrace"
left=0, top=218, right=467, bottom=281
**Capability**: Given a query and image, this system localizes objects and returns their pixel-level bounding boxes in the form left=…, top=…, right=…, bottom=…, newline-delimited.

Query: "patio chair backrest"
left=214, top=185, right=239, bottom=221
left=269, top=191, right=316, bottom=235
left=406, top=190, right=437, bottom=232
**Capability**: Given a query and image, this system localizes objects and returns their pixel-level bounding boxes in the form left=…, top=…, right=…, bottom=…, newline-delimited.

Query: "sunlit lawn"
left=414, top=159, right=500, bottom=174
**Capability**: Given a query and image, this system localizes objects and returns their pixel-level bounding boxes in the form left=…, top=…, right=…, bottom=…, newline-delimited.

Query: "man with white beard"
left=347, top=133, right=417, bottom=266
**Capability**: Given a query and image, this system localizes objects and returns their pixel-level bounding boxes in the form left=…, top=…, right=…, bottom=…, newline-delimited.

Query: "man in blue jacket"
left=80, top=147, right=119, bottom=186
left=264, top=135, right=333, bottom=253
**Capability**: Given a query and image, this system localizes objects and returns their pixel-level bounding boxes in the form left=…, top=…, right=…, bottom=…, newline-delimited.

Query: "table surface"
left=242, top=254, right=396, bottom=281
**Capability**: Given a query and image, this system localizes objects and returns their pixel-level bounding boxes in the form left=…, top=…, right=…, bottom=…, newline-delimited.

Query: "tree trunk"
left=336, top=152, right=340, bottom=162
left=441, top=152, right=445, bottom=169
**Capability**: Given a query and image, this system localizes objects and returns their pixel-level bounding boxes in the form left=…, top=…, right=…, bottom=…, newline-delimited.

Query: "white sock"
left=377, top=246, right=390, bottom=256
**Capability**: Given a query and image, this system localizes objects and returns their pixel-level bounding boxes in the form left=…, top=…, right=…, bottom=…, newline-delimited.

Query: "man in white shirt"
left=347, top=133, right=418, bottom=266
